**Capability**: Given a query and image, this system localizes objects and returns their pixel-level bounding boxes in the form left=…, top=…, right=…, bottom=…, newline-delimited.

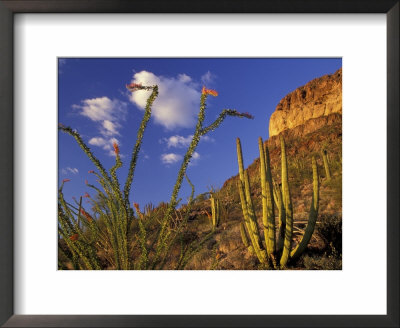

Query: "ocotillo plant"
left=236, top=135, right=319, bottom=269
left=150, top=86, right=254, bottom=269
left=58, top=83, right=253, bottom=270
left=58, top=84, right=158, bottom=270
left=210, top=194, right=220, bottom=229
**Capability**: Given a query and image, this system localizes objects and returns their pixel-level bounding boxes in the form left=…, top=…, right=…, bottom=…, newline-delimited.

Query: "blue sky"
left=58, top=58, right=342, bottom=208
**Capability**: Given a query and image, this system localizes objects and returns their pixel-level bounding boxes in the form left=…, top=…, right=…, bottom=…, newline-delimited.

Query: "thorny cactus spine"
left=236, top=135, right=320, bottom=269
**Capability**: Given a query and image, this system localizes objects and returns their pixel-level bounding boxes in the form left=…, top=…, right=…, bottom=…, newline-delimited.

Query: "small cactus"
left=210, top=194, right=220, bottom=229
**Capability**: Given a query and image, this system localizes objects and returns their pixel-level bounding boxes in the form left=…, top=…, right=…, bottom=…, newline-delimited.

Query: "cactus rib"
left=279, top=135, right=293, bottom=268
left=290, top=156, right=319, bottom=259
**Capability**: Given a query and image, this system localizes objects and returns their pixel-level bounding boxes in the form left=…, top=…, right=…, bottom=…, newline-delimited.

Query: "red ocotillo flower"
left=85, top=179, right=88, bottom=185
left=113, top=142, right=120, bottom=155
left=69, top=234, right=79, bottom=242
left=62, top=179, right=70, bottom=183
left=126, top=83, right=142, bottom=91
left=80, top=208, right=93, bottom=222
left=133, top=202, right=144, bottom=219
left=133, top=202, right=140, bottom=212
left=202, top=86, right=218, bottom=97
left=83, top=192, right=90, bottom=198
left=88, top=170, right=95, bottom=174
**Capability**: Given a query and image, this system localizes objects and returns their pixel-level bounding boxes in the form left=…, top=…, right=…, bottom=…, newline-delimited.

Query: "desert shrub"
left=302, top=246, right=342, bottom=270
left=194, top=192, right=210, bottom=203
left=317, top=214, right=342, bottom=254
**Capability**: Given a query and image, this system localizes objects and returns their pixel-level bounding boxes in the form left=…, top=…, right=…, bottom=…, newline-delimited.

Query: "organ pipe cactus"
left=236, top=135, right=319, bottom=269
left=322, top=149, right=331, bottom=181
left=290, top=156, right=319, bottom=259
left=240, top=221, right=254, bottom=255
left=236, top=138, right=268, bottom=266
left=258, top=137, right=276, bottom=263
left=272, top=179, right=285, bottom=253
left=279, top=135, right=293, bottom=268
left=210, top=194, right=220, bottom=229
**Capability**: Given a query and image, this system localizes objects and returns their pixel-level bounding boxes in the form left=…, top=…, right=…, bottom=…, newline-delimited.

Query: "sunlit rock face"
left=269, top=68, right=342, bottom=138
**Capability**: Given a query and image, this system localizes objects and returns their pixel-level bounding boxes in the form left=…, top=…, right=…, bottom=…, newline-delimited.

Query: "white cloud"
left=74, top=97, right=127, bottom=155
left=109, top=137, right=119, bottom=145
left=161, top=153, right=183, bottom=165
left=102, top=120, right=120, bottom=136
left=61, top=167, right=79, bottom=175
left=76, top=97, right=127, bottom=123
left=201, top=135, right=215, bottom=143
left=89, top=136, right=120, bottom=157
left=161, top=134, right=215, bottom=148
left=88, top=137, right=107, bottom=147
left=201, top=71, right=216, bottom=84
left=178, top=73, right=192, bottom=83
left=107, top=150, right=117, bottom=157
left=140, top=150, right=150, bottom=160
left=128, top=71, right=201, bottom=129
left=159, top=134, right=215, bottom=148
left=58, top=59, right=67, bottom=74
left=165, top=135, right=193, bottom=148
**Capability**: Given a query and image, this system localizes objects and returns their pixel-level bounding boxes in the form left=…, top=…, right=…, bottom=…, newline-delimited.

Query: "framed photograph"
left=0, top=0, right=398, bottom=327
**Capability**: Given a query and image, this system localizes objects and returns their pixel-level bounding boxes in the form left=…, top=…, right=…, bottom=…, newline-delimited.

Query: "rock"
left=266, top=113, right=342, bottom=149
left=269, top=68, right=342, bottom=137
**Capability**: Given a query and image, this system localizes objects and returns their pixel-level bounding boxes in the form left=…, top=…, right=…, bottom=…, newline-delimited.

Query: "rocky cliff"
left=269, top=68, right=342, bottom=137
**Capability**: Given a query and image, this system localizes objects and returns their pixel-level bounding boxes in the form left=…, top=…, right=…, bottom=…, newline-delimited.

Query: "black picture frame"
left=0, top=1, right=398, bottom=327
